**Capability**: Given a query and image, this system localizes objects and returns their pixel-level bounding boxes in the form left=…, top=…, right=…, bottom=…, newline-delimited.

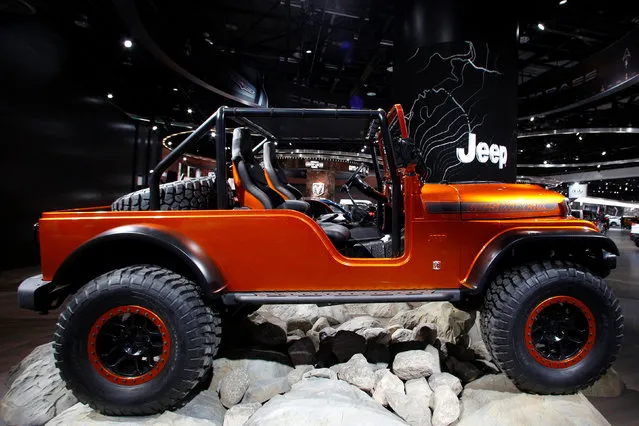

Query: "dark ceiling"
left=4, top=0, right=639, bottom=200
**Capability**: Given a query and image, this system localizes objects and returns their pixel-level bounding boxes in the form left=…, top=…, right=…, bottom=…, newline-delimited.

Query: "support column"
left=394, top=0, right=518, bottom=182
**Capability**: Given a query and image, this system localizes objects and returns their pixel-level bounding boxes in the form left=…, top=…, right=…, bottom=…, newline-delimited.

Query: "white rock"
left=388, top=303, right=473, bottom=345
left=219, top=369, right=250, bottom=408
left=431, top=386, right=460, bottom=426
left=211, top=352, right=294, bottom=392
left=0, top=343, right=77, bottom=426
left=391, top=328, right=415, bottom=343
left=424, top=345, right=441, bottom=373
left=317, top=305, right=352, bottom=325
left=287, top=365, right=314, bottom=386
left=581, top=368, right=625, bottom=397
left=257, top=305, right=320, bottom=324
left=463, top=373, right=519, bottom=394
left=47, top=402, right=221, bottom=425
left=242, top=377, right=290, bottom=404
left=337, top=354, right=376, bottom=392
left=244, top=379, right=406, bottom=426
left=302, top=368, right=338, bottom=381
left=360, top=327, right=391, bottom=345
left=337, top=316, right=382, bottom=333
left=458, top=390, right=610, bottom=426
left=387, top=391, right=432, bottom=426
left=223, top=403, right=262, bottom=426
left=372, top=370, right=405, bottom=406
left=428, top=373, right=462, bottom=396
left=176, top=390, right=227, bottom=423
left=344, top=303, right=412, bottom=318
left=405, top=378, right=433, bottom=408
left=467, top=313, right=492, bottom=360
left=311, top=317, right=331, bottom=332
left=392, top=350, right=437, bottom=380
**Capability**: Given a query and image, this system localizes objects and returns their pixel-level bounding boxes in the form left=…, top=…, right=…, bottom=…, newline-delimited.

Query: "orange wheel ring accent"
left=525, top=296, right=596, bottom=369
left=87, top=305, right=170, bottom=386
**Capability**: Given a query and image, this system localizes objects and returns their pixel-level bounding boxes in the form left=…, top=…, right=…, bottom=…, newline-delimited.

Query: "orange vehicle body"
left=38, top=174, right=595, bottom=294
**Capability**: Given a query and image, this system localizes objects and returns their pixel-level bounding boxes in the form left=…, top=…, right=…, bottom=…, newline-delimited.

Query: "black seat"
left=263, top=141, right=304, bottom=200
left=232, top=128, right=309, bottom=213
left=232, top=128, right=350, bottom=248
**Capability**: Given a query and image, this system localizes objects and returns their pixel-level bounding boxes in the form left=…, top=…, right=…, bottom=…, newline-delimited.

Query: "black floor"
left=0, top=230, right=638, bottom=425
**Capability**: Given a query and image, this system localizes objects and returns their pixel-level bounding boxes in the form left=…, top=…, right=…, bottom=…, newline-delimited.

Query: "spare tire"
left=112, top=175, right=217, bottom=211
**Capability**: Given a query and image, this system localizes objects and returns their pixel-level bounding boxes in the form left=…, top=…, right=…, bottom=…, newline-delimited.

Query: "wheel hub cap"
left=87, top=305, right=171, bottom=385
left=525, top=295, right=596, bottom=369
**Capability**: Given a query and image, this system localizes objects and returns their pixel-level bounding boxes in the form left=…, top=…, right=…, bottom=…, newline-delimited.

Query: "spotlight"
left=597, top=164, right=601, bottom=168
left=123, top=39, right=133, bottom=48
left=107, top=93, right=113, bottom=99
left=305, top=49, right=312, bottom=54
left=537, top=23, right=545, bottom=31
left=152, top=125, right=158, bottom=131
left=544, top=160, right=548, bottom=164
left=187, top=108, right=193, bottom=114
left=559, top=0, right=567, bottom=4
left=367, top=91, right=376, bottom=97
left=546, top=143, right=551, bottom=148
left=530, top=116, right=535, bottom=122
left=183, top=156, right=187, bottom=161
left=579, top=136, right=583, bottom=140
left=168, top=141, right=172, bottom=146
left=602, top=151, right=606, bottom=156
left=173, top=88, right=178, bottom=92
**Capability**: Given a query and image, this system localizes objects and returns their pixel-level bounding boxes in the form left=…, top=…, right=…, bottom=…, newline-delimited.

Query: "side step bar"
left=221, top=289, right=461, bottom=305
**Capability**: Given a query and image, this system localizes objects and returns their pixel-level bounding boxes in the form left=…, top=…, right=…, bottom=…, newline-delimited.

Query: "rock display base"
left=0, top=302, right=618, bottom=426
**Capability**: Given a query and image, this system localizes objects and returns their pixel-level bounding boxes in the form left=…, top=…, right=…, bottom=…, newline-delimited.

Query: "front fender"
left=463, top=227, right=619, bottom=292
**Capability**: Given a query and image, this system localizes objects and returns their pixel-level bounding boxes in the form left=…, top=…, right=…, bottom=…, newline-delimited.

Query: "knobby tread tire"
left=53, top=266, right=222, bottom=415
left=480, top=261, right=623, bottom=394
left=111, top=176, right=216, bottom=211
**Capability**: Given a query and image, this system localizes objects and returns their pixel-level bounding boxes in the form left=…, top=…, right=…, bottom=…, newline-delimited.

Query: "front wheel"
left=54, top=266, right=221, bottom=415
left=480, top=261, right=623, bottom=394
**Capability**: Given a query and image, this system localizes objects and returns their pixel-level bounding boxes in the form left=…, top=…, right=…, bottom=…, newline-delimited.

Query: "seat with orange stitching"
left=263, top=141, right=303, bottom=200
left=231, top=127, right=309, bottom=213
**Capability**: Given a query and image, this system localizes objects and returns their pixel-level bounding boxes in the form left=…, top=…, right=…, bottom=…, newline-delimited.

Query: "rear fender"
left=464, top=228, right=619, bottom=293
left=51, top=224, right=225, bottom=305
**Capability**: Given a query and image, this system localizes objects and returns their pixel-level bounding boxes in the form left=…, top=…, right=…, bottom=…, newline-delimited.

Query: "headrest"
left=263, top=141, right=277, bottom=167
left=231, top=127, right=254, bottom=164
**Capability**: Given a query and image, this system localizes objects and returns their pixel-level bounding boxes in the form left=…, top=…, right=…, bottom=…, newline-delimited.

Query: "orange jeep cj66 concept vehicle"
left=18, top=105, right=623, bottom=415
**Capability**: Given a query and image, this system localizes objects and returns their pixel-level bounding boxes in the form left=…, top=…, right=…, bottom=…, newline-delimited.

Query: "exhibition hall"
left=1, top=0, right=639, bottom=425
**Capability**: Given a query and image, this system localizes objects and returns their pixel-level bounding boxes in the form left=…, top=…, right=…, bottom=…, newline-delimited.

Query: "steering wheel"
left=345, top=163, right=388, bottom=203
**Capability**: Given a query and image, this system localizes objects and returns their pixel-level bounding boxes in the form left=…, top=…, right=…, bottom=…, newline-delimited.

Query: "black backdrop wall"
left=0, top=19, right=139, bottom=270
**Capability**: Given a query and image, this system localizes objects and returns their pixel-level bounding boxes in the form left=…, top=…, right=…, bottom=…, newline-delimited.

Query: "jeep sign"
left=456, top=133, right=508, bottom=170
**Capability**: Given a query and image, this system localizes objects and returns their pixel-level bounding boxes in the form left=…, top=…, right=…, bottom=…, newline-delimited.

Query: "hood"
left=449, top=183, right=566, bottom=220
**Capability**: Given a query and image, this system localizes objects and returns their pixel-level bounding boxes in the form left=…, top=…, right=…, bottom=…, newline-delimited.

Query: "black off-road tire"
left=112, top=176, right=216, bottom=211
left=480, top=261, right=623, bottom=394
left=53, top=266, right=222, bottom=415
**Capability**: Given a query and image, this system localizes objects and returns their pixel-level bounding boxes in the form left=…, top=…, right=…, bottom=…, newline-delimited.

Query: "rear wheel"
left=480, top=261, right=623, bottom=394
left=54, top=266, right=221, bottom=415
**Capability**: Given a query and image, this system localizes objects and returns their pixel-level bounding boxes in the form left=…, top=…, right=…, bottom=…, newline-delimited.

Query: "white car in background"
left=606, top=215, right=621, bottom=227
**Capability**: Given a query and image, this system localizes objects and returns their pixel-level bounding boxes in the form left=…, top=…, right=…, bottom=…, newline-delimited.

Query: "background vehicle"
left=606, top=215, right=621, bottom=227
left=18, top=105, right=622, bottom=415
left=571, top=209, right=596, bottom=221
left=630, top=223, right=639, bottom=247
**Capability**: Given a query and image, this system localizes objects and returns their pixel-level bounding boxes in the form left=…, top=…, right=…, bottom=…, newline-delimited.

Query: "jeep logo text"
left=456, top=133, right=507, bottom=169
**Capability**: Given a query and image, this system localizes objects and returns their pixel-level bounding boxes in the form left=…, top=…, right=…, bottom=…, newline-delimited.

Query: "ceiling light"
left=183, top=156, right=187, bottom=161
left=274, top=142, right=278, bottom=146
left=578, top=136, right=583, bottom=140
left=546, top=143, right=551, bottom=148
left=602, top=151, right=606, bottom=156
left=597, top=164, right=601, bottom=168
left=559, top=0, right=567, bottom=4
left=187, top=108, right=193, bottom=114
left=367, top=91, right=376, bottom=97
left=537, top=23, right=545, bottom=31
left=107, top=93, right=113, bottom=99
left=530, top=116, right=535, bottom=122
left=289, top=142, right=292, bottom=146
left=152, top=125, right=158, bottom=131
left=168, top=141, right=172, bottom=146
left=306, top=49, right=312, bottom=54
left=123, top=39, right=133, bottom=48
left=173, top=88, right=178, bottom=92
left=386, top=65, right=393, bottom=72
left=575, top=156, right=579, bottom=160
left=361, top=148, right=365, bottom=152
left=543, top=160, right=548, bottom=164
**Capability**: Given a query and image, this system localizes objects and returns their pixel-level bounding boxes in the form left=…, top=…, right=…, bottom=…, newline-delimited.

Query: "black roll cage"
left=149, top=106, right=402, bottom=257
